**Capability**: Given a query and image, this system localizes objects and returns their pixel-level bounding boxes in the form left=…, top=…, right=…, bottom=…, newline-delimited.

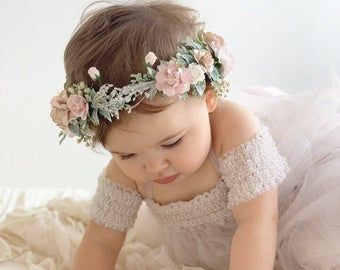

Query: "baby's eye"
left=119, top=154, right=136, bottom=160
left=162, top=137, right=183, bottom=149
left=118, top=137, right=183, bottom=160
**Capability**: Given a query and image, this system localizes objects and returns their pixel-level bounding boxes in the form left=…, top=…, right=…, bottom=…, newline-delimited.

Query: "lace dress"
left=89, top=83, right=340, bottom=270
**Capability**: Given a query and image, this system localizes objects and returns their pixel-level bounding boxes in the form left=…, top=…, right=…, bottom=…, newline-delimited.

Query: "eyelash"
left=118, top=137, right=183, bottom=160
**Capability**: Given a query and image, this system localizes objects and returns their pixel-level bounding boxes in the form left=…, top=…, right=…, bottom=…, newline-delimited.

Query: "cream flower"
left=145, top=52, right=157, bottom=65
left=193, top=49, right=214, bottom=72
left=188, top=63, right=205, bottom=84
left=88, top=67, right=100, bottom=81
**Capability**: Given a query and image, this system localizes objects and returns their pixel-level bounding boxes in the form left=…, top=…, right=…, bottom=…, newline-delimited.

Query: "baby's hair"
left=64, top=0, right=207, bottom=149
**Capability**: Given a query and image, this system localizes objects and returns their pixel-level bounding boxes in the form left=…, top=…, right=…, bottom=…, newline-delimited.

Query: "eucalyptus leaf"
left=58, top=134, right=66, bottom=145
left=85, top=94, right=92, bottom=102
left=146, top=67, right=156, bottom=78
left=90, top=89, right=96, bottom=99
left=68, top=122, right=80, bottom=135
left=194, top=80, right=206, bottom=96
left=209, top=67, right=220, bottom=81
left=177, top=53, right=194, bottom=65
left=91, top=108, right=99, bottom=125
left=99, top=109, right=112, bottom=121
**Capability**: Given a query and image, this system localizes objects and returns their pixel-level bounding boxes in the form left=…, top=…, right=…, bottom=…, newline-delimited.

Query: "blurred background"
left=0, top=0, right=339, bottom=190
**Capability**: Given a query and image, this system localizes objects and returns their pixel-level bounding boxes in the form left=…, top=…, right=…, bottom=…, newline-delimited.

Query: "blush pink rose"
left=193, top=50, right=214, bottom=72
left=155, top=61, right=191, bottom=96
left=203, top=32, right=225, bottom=51
left=50, top=90, right=76, bottom=130
left=66, top=94, right=89, bottom=120
left=203, top=32, right=235, bottom=77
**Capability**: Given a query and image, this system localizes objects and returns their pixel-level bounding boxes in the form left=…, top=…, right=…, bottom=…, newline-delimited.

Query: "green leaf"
left=209, top=67, right=220, bottom=81
left=91, top=109, right=99, bottom=125
left=177, top=53, right=194, bottom=65
left=195, top=80, right=206, bottom=96
left=90, top=89, right=96, bottom=99
left=68, top=122, right=80, bottom=135
left=58, top=134, right=66, bottom=145
left=99, top=109, right=112, bottom=121
left=85, top=94, right=92, bottom=102
left=146, top=67, right=156, bottom=78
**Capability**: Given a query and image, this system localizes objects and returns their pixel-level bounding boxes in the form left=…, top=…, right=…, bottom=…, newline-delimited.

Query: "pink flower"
left=193, top=50, right=214, bottom=72
left=155, top=61, right=191, bottom=96
left=203, top=32, right=225, bottom=52
left=145, top=52, right=157, bottom=65
left=203, top=32, right=235, bottom=77
left=49, top=90, right=77, bottom=130
left=220, top=52, right=235, bottom=78
left=67, top=94, right=89, bottom=120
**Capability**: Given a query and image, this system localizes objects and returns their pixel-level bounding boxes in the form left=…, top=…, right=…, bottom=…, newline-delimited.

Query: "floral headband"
left=50, top=31, right=235, bottom=147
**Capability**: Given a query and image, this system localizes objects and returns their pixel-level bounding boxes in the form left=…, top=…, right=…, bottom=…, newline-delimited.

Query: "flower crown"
left=50, top=31, right=235, bottom=147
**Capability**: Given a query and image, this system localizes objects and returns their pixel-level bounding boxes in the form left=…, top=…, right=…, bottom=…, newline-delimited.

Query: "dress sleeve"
left=218, top=123, right=291, bottom=210
left=89, top=168, right=143, bottom=232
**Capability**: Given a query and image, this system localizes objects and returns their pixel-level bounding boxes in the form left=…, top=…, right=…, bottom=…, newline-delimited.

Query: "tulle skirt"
left=229, top=77, right=340, bottom=270
left=117, top=74, right=340, bottom=270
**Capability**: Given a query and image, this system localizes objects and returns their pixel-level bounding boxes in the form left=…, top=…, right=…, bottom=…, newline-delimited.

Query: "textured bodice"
left=89, top=121, right=291, bottom=232
left=143, top=146, right=234, bottom=229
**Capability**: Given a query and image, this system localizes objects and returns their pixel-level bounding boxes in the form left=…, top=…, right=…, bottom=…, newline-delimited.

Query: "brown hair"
left=64, top=0, right=206, bottom=150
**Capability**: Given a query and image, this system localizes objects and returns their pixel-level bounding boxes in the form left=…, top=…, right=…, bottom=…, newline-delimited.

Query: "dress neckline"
left=144, top=145, right=224, bottom=208
left=144, top=177, right=225, bottom=208
left=144, top=123, right=268, bottom=208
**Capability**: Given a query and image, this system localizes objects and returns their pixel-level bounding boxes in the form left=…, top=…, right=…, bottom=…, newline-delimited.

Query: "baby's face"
left=105, top=94, right=214, bottom=185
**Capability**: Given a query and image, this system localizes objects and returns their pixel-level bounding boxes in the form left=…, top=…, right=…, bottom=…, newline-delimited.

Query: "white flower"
left=188, top=63, right=205, bottom=84
left=145, top=52, right=157, bottom=65
left=88, top=67, right=100, bottom=81
left=212, top=44, right=235, bottom=78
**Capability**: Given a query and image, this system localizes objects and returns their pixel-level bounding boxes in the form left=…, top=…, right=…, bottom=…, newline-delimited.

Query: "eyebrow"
left=109, top=129, right=185, bottom=155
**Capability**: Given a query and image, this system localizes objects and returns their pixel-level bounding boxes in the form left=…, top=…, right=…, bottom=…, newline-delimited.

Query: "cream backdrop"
left=0, top=0, right=339, bottom=190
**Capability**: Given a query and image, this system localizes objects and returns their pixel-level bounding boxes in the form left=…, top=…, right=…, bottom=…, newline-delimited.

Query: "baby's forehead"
left=141, top=93, right=180, bottom=106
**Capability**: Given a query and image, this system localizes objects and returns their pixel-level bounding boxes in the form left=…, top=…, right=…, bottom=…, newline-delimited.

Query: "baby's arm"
left=73, top=158, right=142, bottom=270
left=229, top=188, right=278, bottom=270
left=72, top=219, right=126, bottom=270
left=217, top=102, right=288, bottom=269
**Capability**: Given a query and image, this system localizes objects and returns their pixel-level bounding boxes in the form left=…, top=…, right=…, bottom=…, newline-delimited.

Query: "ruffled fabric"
left=229, top=79, right=340, bottom=269
left=0, top=195, right=91, bottom=270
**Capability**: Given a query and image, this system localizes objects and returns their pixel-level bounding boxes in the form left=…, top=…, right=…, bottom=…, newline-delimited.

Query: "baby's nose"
left=145, top=158, right=169, bottom=174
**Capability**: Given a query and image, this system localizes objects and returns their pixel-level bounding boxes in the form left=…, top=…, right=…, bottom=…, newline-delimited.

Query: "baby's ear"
left=204, top=87, right=218, bottom=113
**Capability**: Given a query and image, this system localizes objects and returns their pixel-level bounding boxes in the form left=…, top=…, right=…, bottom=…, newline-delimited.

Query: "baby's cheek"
left=176, top=146, right=208, bottom=174
left=115, top=161, right=142, bottom=182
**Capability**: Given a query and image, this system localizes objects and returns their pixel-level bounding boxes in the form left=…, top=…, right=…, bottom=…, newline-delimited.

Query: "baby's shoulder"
left=213, top=100, right=260, bottom=157
left=105, top=158, right=138, bottom=191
